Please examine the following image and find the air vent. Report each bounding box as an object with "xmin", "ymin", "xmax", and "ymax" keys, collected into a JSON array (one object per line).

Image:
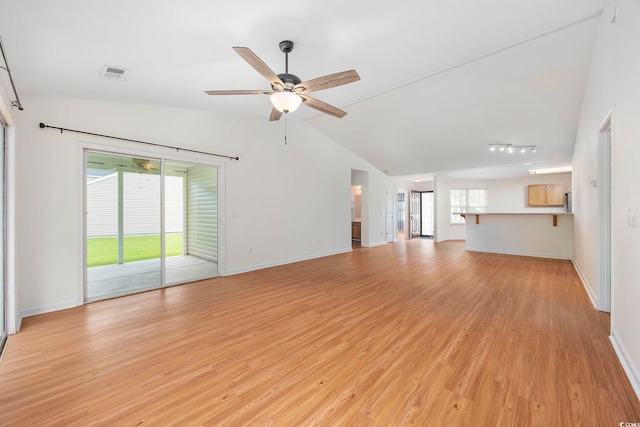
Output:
[{"xmin": 100, "ymin": 65, "xmax": 129, "ymax": 80}]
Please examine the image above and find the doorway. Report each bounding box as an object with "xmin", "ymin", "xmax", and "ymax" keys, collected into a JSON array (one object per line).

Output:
[
  {"xmin": 351, "ymin": 170, "xmax": 367, "ymax": 246},
  {"xmin": 84, "ymin": 151, "xmax": 219, "ymax": 302},
  {"xmin": 420, "ymin": 191, "xmax": 434, "ymax": 237},
  {"xmin": 597, "ymin": 112, "xmax": 612, "ymax": 313},
  {"xmin": 408, "ymin": 190, "xmax": 434, "ymax": 238}
]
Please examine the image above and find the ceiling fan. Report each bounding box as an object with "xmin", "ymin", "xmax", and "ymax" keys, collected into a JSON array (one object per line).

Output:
[{"xmin": 205, "ymin": 40, "xmax": 360, "ymax": 121}]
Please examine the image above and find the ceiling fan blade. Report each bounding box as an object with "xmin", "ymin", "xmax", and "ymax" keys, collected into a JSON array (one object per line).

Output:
[
  {"xmin": 232, "ymin": 47, "xmax": 284, "ymax": 89},
  {"xmin": 205, "ymin": 90, "xmax": 271, "ymax": 95},
  {"xmin": 294, "ymin": 70, "xmax": 360, "ymax": 94},
  {"xmin": 269, "ymin": 107, "xmax": 283, "ymax": 122},
  {"xmin": 300, "ymin": 95, "xmax": 347, "ymax": 118}
]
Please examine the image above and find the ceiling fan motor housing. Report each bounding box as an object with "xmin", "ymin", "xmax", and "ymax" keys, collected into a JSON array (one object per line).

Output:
[{"xmin": 276, "ymin": 73, "xmax": 302, "ymax": 90}]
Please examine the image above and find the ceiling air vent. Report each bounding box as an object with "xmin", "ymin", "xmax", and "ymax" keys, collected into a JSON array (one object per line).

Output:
[{"xmin": 100, "ymin": 65, "xmax": 129, "ymax": 80}]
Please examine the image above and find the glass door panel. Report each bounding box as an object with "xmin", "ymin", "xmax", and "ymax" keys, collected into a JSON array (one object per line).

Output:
[
  {"xmin": 164, "ymin": 162, "xmax": 218, "ymax": 286},
  {"xmin": 85, "ymin": 152, "xmax": 162, "ymax": 301},
  {"xmin": 421, "ymin": 192, "xmax": 434, "ymax": 237},
  {"xmin": 409, "ymin": 190, "xmax": 421, "ymax": 238}
]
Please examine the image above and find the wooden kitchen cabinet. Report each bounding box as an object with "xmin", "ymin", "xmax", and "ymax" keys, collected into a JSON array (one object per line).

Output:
[
  {"xmin": 527, "ymin": 184, "xmax": 565, "ymax": 206},
  {"xmin": 528, "ymin": 185, "xmax": 546, "ymax": 206},
  {"xmin": 351, "ymin": 222, "xmax": 362, "ymax": 240}
]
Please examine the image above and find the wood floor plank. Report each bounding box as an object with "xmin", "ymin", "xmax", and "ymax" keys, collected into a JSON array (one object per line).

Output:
[{"xmin": 1, "ymin": 239, "xmax": 639, "ymax": 425}]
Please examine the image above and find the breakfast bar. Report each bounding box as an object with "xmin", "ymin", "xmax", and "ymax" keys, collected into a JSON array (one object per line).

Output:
[{"xmin": 460, "ymin": 213, "xmax": 574, "ymax": 259}]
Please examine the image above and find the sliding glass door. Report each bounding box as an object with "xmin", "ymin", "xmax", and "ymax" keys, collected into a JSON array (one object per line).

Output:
[{"xmin": 85, "ymin": 151, "xmax": 219, "ymax": 302}]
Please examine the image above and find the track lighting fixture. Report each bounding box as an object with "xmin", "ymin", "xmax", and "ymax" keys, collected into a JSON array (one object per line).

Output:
[{"xmin": 488, "ymin": 143, "xmax": 536, "ymax": 153}]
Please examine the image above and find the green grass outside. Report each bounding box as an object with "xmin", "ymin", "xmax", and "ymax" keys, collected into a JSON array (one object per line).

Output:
[{"xmin": 87, "ymin": 233, "xmax": 183, "ymax": 267}]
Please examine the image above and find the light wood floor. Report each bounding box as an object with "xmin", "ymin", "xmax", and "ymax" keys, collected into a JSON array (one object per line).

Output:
[{"xmin": 1, "ymin": 240, "xmax": 639, "ymax": 425}]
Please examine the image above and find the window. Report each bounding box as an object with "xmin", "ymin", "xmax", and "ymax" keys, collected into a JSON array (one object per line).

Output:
[{"xmin": 450, "ymin": 188, "xmax": 488, "ymax": 223}]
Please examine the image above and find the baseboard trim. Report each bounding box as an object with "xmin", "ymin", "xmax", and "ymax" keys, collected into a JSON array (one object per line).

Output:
[
  {"xmin": 224, "ymin": 247, "xmax": 353, "ymax": 276},
  {"xmin": 610, "ymin": 330, "xmax": 640, "ymax": 401},
  {"xmin": 19, "ymin": 300, "xmax": 78, "ymax": 322},
  {"xmin": 464, "ymin": 247, "xmax": 571, "ymax": 260},
  {"xmin": 363, "ymin": 241, "xmax": 387, "ymax": 248},
  {"xmin": 571, "ymin": 259, "xmax": 598, "ymax": 309}
]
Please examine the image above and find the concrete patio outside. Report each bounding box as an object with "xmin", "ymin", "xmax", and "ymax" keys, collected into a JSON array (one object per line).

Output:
[{"xmin": 86, "ymin": 255, "xmax": 218, "ymax": 301}]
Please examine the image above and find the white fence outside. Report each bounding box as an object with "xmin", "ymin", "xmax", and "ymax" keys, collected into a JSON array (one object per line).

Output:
[{"xmin": 86, "ymin": 173, "xmax": 184, "ymax": 237}]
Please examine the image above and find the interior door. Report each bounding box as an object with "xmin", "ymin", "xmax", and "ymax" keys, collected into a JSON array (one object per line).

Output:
[{"xmin": 409, "ymin": 190, "xmax": 421, "ymax": 238}]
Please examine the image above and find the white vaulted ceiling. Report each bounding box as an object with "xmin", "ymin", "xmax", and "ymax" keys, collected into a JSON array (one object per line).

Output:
[{"xmin": 0, "ymin": 0, "xmax": 603, "ymax": 178}]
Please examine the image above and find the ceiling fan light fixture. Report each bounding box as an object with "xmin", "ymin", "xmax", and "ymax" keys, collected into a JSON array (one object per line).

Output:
[{"xmin": 270, "ymin": 90, "xmax": 302, "ymax": 113}]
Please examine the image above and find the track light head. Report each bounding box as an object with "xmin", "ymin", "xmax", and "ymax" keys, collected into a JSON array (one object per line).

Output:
[{"xmin": 488, "ymin": 143, "xmax": 536, "ymax": 155}]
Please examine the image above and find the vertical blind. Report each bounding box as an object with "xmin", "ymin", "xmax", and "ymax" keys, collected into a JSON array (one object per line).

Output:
[{"xmin": 186, "ymin": 166, "xmax": 218, "ymax": 262}]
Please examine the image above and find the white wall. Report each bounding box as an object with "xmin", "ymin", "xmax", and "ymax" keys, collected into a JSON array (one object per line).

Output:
[
  {"xmin": 10, "ymin": 95, "xmax": 389, "ymax": 318},
  {"xmin": 573, "ymin": 0, "xmax": 640, "ymax": 398},
  {"xmin": 435, "ymin": 173, "xmax": 571, "ymax": 242},
  {"xmin": 485, "ymin": 173, "xmax": 571, "ymax": 213}
]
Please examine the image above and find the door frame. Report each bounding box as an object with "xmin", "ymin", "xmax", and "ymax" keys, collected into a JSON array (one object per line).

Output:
[
  {"xmin": 0, "ymin": 111, "xmax": 16, "ymax": 339},
  {"xmin": 597, "ymin": 109, "xmax": 613, "ymax": 313},
  {"xmin": 78, "ymin": 141, "xmax": 226, "ymax": 305},
  {"xmin": 0, "ymin": 120, "xmax": 6, "ymax": 352}
]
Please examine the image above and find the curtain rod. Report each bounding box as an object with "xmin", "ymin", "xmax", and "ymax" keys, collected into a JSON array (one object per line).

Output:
[
  {"xmin": 0, "ymin": 35, "xmax": 24, "ymax": 111},
  {"xmin": 39, "ymin": 123, "xmax": 239, "ymax": 161}
]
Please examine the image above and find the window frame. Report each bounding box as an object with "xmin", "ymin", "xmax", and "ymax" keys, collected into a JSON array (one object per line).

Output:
[{"xmin": 450, "ymin": 188, "xmax": 488, "ymax": 224}]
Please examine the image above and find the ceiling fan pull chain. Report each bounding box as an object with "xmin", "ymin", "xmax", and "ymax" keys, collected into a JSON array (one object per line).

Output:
[{"xmin": 284, "ymin": 114, "xmax": 288, "ymax": 145}]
